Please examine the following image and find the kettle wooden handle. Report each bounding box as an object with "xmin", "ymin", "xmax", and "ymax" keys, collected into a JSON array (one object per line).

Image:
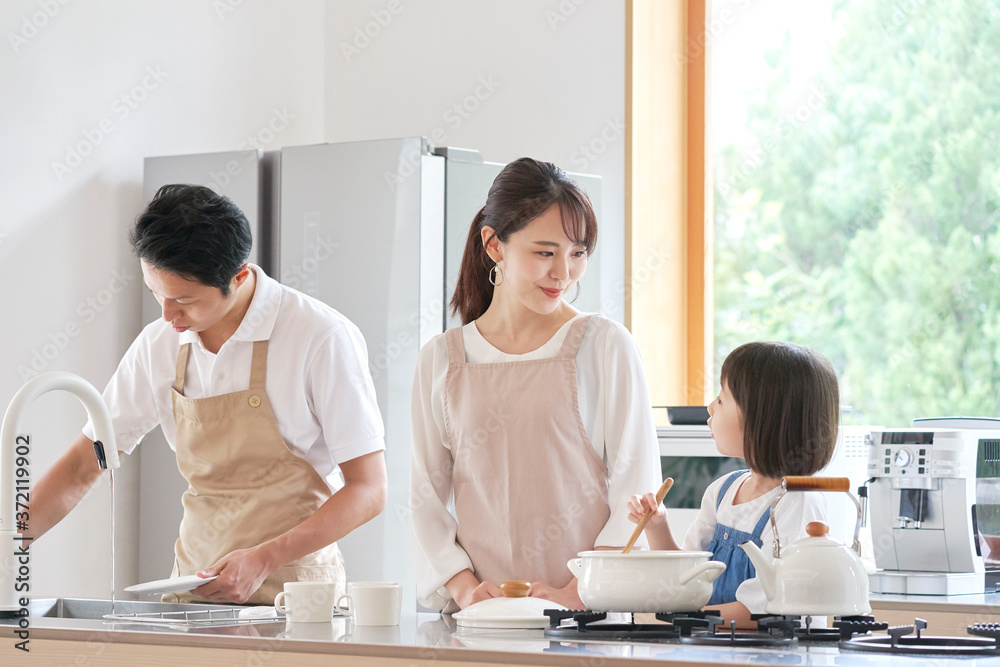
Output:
[{"xmin": 783, "ymin": 476, "xmax": 850, "ymax": 492}]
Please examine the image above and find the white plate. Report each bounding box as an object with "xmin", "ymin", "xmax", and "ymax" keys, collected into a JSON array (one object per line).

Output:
[{"xmin": 124, "ymin": 574, "xmax": 218, "ymax": 595}]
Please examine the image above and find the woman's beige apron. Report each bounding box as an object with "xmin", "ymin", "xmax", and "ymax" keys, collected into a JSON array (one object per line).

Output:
[
  {"xmin": 163, "ymin": 339, "xmax": 345, "ymax": 604},
  {"xmin": 443, "ymin": 314, "xmax": 611, "ymax": 589}
]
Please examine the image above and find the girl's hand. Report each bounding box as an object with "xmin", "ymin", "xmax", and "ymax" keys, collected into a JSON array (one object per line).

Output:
[{"xmin": 626, "ymin": 492, "xmax": 665, "ymax": 524}]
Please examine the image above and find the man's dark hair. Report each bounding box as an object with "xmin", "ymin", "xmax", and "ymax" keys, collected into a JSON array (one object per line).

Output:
[{"xmin": 131, "ymin": 184, "xmax": 251, "ymax": 297}]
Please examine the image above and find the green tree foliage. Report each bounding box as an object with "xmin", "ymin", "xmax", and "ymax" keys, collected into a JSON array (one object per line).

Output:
[{"xmin": 714, "ymin": 0, "xmax": 1000, "ymax": 425}]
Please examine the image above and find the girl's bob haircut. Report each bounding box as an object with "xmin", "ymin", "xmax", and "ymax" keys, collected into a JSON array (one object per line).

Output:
[{"xmin": 721, "ymin": 341, "xmax": 840, "ymax": 478}]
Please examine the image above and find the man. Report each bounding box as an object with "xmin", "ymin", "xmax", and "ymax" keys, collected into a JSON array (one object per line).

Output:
[{"xmin": 29, "ymin": 184, "xmax": 387, "ymax": 604}]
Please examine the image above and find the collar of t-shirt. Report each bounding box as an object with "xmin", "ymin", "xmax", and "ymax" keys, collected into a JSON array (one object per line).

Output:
[
  {"xmin": 721, "ymin": 472, "xmax": 785, "ymax": 521},
  {"xmin": 177, "ymin": 264, "xmax": 282, "ymax": 353},
  {"xmin": 462, "ymin": 313, "xmax": 586, "ymax": 363}
]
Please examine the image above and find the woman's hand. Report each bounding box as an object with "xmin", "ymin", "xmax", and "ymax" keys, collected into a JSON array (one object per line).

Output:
[
  {"xmin": 445, "ymin": 569, "xmax": 502, "ymax": 609},
  {"xmin": 458, "ymin": 580, "xmax": 503, "ymax": 609},
  {"xmin": 529, "ymin": 579, "xmax": 585, "ymax": 610},
  {"xmin": 626, "ymin": 491, "xmax": 666, "ymax": 525}
]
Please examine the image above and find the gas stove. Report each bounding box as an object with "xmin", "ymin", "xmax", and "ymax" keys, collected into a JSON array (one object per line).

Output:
[{"xmin": 542, "ymin": 609, "xmax": 1000, "ymax": 656}]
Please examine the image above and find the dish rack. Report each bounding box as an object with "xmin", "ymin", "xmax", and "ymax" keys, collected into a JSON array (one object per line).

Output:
[{"xmin": 103, "ymin": 607, "xmax": 281, "ymax": 628}]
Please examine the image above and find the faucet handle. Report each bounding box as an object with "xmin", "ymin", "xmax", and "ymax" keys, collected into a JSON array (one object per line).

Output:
[{"xmin": 93, "ymin": 440, "xmax": 108, "ymax": 470}]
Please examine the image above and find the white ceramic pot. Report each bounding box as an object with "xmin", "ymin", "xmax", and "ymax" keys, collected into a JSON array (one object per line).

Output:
[{"xmin": 568, "ymin": 551, "xmax": 726, "ymax": 613}]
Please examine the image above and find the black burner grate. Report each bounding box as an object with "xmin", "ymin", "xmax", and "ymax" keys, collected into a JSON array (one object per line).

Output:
[
  {"xmin": 543, "ymin": 609, "xmax": 720, "ymax": 642},
  {"xmin": 840, "ymin": 618, "xmax": 1000, "ymax": 655},
  {"xmin": 751, "ymin": 614, "xmax": 889, "ymax": 641}
]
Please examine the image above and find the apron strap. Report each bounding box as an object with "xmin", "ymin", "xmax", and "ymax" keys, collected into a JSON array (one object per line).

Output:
[
  {"xmin": 556, "ymin": 314, "xmax": 597, "ymax": 358},
  {"xmin": 751, "ymin": 506, "xmax": 772, "ymax": 538},
  {"xmin": 249, "ymin": 340, "xmax": 269, "ymax": 389},
  {"xmin": 716, "ymin": 469, "xmax": 749, "ymax": 510},
  {"xmin": 445, "ymin": 326, "xmax": 467, "ymax": 366},
  {"xmin": 174, "ymin": 343, "xmax": 191, "ymax": 394}
]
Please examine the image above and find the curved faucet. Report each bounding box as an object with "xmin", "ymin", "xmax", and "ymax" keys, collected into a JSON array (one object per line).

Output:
[{"xmin": 1, "ymin": 372, "xmax": 120, "ymax": 616}]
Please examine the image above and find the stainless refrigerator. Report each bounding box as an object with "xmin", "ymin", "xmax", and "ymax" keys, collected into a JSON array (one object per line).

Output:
[{"xmin": 140, "ymin": 138, "xmax": 616, "ymax": 606}]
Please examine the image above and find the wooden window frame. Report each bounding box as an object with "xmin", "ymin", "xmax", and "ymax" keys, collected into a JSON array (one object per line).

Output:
[{"xmin": 626, "ymin": 0, "xmax": 710, "ymax": 409}]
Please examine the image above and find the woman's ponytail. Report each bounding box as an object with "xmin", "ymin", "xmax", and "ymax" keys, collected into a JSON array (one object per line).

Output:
[{"xmin": 450, "ymin": 207, "xmax": 494, "ymax": 324}]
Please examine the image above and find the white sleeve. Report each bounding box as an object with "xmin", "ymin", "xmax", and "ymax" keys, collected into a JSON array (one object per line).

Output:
[
  {"xmin": 409, "ymin": 336, "xmax": 474, "ymax": 611},
  {"xmin": 682, "ymin": 480, "xmax": 721, "ymax": 551},
  {"xmin": 735, "ymin": 492, "xmax": 828, "ymax": 614},
  {"xmin": 306, "ymin": 321, "xmax": 386, "ymax": 463},
  {"xmin": 591, "ymin": 321, "xmax": 662, "ymax": 549},
  {"xmin": 82, "ymin": 331, "xmax": 160, "ymax": 454}
]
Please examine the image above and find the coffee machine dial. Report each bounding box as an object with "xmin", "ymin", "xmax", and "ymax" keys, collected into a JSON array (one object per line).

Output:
[{"xmin": 893, "ymin": 448, "xmax": 913, "ymax": 467}]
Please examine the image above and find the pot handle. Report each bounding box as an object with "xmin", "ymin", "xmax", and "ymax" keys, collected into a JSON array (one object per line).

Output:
[
  {"xmin": 677, "ymin": 560, "xmax": 726, "ymax": 586},
  {"xmin": 567, "ymin": 558, "xmax": 583, "ymax": 580}
]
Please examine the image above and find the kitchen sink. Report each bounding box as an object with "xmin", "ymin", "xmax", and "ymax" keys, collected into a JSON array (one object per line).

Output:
[
  {"xmin": 30, "ymin": 598, "xmax": 236, "ymax": 620},
  {"xmin": 22, "ymin": 598, "xmax": 283, "ymax": 630}
]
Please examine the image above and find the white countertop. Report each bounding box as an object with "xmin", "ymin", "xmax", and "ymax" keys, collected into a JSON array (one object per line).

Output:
[{"xmin": 6, "ymin": 602, "xmax": 1000, "ymax": 666}]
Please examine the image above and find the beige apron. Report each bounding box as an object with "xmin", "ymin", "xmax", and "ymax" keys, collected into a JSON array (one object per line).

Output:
[
  {"xmin": 163, "ymin": 339, "xmax": 345, "ymax": 604},
  {"xmin": 444, "ymin": 314, "xmax": 611, "ymax": 589}
]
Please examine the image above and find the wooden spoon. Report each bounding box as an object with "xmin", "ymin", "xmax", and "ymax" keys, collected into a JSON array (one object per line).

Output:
[{"xmin": 621, "ymin": 477, "xmax": 674, "ymax": 554}]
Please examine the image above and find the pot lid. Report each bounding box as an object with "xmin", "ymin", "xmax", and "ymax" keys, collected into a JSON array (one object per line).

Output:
[{"xmin": 452, "ymin": 581, "xmax": 567, "ymax": 629}]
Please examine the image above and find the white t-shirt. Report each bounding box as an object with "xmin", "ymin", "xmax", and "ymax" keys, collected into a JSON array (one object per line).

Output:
[
  {"xmin": 83, "ymin": 264, "xmax": 386, "ymax": 490},
  {"xmin": 682, "ymin": 471, "xmax": 827, "ymax": 613},
  {"xmin": 410, "ymin": 313, "xmax": 662, "ymax": 610}
]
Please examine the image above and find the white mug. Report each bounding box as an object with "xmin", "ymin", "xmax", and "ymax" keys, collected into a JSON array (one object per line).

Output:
[
  {"xmin": 273, "ymin": 581, "xmax": 337, "ymax": 623},
  {"xmin": 335, "ymin": 581, "xmax": 402, "ymax": 626}
]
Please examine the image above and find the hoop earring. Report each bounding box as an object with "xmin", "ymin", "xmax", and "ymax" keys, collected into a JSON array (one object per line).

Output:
[
  {"xmin": 489, "ymin": 264, "xmax": 504, "ymax": 287},
  {"xmin": 571, "ymin": 281, "xmax": 581, "ymax": 303}
]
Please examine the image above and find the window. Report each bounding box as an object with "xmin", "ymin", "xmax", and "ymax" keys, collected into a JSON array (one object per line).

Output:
[{"xmin": 710, "ymin": 0, "xmax": 1000, "ymax": 424}]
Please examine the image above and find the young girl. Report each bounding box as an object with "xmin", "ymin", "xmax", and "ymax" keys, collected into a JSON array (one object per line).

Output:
[
  {"xmin": 628, "ymin": 341, "xmax": 839, "ymax": 626},
  {"xmin": 411, "ymin": 158, "xmax": 661, "ymax": 612}
]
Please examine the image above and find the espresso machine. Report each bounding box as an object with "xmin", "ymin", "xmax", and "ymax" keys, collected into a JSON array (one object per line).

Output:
[{"xmin": 865, "ymin": 427, "xmax": 1000, "ymax": 595}]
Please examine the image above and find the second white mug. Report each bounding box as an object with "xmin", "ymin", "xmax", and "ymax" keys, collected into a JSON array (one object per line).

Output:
[{"xmin": 335, "ymin": 581, "xmax": 402, "ymax": 626}]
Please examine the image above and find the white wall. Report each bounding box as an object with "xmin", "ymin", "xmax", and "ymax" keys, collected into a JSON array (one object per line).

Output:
[
  {"xmin": 324, "ymin": 1, "xmax": 625, "ymax": 258},
  {"xmin": 0, "ymin": 0, "xmax": 326, "ymax": 599}
]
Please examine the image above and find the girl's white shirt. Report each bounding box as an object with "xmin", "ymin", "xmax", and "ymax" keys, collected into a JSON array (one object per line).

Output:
[
  {"xmin": 410, "ymin": 312, "xmax": 662, "ymax": 610},
  {"xmin": 682, "ymin": 471, "xmax": 827, "ymax": 613}
]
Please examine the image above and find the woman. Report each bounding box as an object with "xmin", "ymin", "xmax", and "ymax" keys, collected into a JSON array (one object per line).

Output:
[{"xmin": 410, "ymin": 157, "xmax": 661, "ymax": 611}]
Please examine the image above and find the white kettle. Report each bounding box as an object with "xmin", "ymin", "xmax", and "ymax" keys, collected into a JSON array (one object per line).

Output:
[{"xmin": 739, "ymin": 476, "xmax": 871, "ymax": 617}]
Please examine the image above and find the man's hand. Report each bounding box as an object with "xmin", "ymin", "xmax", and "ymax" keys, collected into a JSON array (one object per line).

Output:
[
  {"xmin": 193, "ymin": 545, "xmax": 276, "ymax": 604},
  {"xmin": 191, "ymin": 451, "xmax": 387, "ymax": 603},
  {"xmin": 529, "ymin": 579, "xmax": 584, "ymax": 610}
]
